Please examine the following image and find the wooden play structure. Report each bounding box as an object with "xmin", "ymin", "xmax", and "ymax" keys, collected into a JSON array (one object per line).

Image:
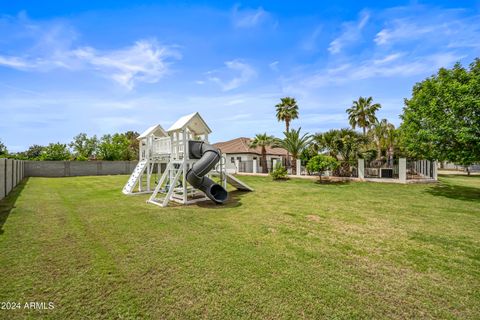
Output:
[{"xmin": 122, "ymin": 112, "xmax": 253, "ymax": 207}]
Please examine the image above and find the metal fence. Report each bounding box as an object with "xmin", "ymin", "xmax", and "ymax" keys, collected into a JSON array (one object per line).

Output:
[{"xmin": 407, "ymin": 160, "xmax": 435, "ymax": 179}]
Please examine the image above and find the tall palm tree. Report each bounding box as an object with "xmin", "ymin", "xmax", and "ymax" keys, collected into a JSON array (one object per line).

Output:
[
  {"xmin": 276, "ymin": 128, "xmax": 312, "ymax": 175},
  {"xmin": 372, "ymin": 119, "xmax": 397, "ymax": 165},
  {"xmin": 275, "ymin": 97, "xmax": 299, "ymax": 168},
  {"xmin": 250, "ymin": 133, "xmax": 276, "ymax": 173},
  {"xmin": 275, "ymin": 97, "xmax": 299, "ymax": 133},
  {"xmin": 346, "ymin": 96, "xmax": 381, "ymax": 135}
]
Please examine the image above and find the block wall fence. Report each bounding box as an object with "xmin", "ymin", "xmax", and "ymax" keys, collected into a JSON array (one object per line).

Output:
[
  {"xmin": 0, "ymin": 160, "xmax": 138, "ymax": 201},
  {"xmin": 0, "ymin": 159, "xmax": 25, "ymax": 201}
]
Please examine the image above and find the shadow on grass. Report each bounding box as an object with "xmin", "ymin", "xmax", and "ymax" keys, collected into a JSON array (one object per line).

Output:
[
  {"xmin": 425, "ymin": 180, "xmax": 480, "ymax": 203},
  {"xmin": 0, "ymin": 179, "xmax": 27, "ymax": 235},
  {"xmin": 196, "ymin": 190, "xmax": 248, "ymax": 209}
]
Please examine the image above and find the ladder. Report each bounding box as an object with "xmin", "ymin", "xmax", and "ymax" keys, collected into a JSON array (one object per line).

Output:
[{"xmin": 122, "ymin": 159, "xmax": 148, "ymax": 194}]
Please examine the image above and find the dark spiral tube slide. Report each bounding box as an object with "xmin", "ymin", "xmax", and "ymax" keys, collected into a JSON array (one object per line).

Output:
[{"xmin": 186, "ymin": 141, "xmax": 228, "ymax": 204}]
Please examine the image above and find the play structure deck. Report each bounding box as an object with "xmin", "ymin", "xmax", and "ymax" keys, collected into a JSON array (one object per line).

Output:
[{"xmin": 123, "ymin": 112, "xmax": 253, "ymax": 207}]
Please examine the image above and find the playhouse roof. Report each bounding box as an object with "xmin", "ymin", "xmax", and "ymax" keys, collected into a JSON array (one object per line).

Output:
[
  {"xmin": 167, "ymin": 112, "xmax": 212, "ymax": 135},
  {"xmin": 137, "ymin": 124, "xmax": 168, "ymax": 140}
]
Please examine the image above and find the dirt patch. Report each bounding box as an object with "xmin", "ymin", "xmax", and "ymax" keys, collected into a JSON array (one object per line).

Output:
[{"xmin": 306, "ymin": 215, "xmax": 321, "ymax": 222}]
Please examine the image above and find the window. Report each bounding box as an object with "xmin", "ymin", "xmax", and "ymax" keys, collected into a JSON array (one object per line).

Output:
[
  {"xmin": 230, "ymin": 157, "xmax": 235, "ymax": 163},
  {"xmin": 237, "ymin": 157, "xmax": 242, "ymax": 162}
]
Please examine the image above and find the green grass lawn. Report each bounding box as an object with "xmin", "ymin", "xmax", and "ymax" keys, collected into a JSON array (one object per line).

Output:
[{"xmin": 0, "ymin": 174, "xmax": 479, "ymax": 319}]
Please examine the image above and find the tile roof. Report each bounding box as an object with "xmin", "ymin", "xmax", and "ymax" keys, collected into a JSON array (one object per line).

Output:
[{"xmin": 213, "ymin": 137, "xmax": 288, "ymax": 156}]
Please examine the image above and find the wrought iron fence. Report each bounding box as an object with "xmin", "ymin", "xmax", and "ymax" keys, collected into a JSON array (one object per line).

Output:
[{"xmin": 407, "ymin": 160, "xmax": 434, "ymax": 179}]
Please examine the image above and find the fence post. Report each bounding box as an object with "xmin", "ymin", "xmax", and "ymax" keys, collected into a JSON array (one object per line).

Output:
[
  {"xmin": 272, "ymin": 159, "xmax": 278, "ymax": 172},
  {"xmin": 399, "ymin": 158, "xmax": 407, "ymax": 183},
  {"xmin": 0, "ymin": 159, "xmax": 5, "ymax": 200},
  {"xmin": 358, "ymin": 159, "xmax": 365, "ymax": 180},
  {"xmin": 433, "ymin": 160, "xmax": 438, "ymax": 180},
  {"xmin": 296, "ymin": 159, "xmax": 301, "ymax": 176},
  {"xmin": 252, "ymin": 159, "xmax": 257, "ymax": 174}
]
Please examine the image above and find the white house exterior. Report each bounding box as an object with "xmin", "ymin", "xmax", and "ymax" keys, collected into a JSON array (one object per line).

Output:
[{"xmin": 213, "ymin": 137, "xmax": 288, "ymax": 173}]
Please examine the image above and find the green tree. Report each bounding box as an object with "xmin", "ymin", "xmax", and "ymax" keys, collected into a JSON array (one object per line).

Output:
[
  {"xmin": 306, "ymin": 155, "xmax": 339, "ymax": 182},
  {"xmin": 313, "ymin": 129, "xmax": 369, "ymax": 176},
  {"xmin": 400, "ymin": 59, "xmax": 480, "ymax": 174},
  {"xmin": 40, "ymin": 143, "xmax": 71, "ymax": 161},
  {"xmin": 275, "ymin": 97, "xmax": 299, "ymax": 132},
  {"xmin": 97, "ymin": 133, "xmax": 131, "ymax": 161},
  {"xmin": 371, "ymin": 119, "xmax": 397, "ymax": 165},
  {"xmin": 249, "ymin": 133, "xmax": 276, "ymax": 173},
  {"xmin": 0, "ymin": 139, "xmax": 7, "ymax": 157},
  {"xmin": 124, "ymin": 131, "xmax": 140, "ymax": 160},
  {"xmin": 21, "ymin": 144, "xmax": 45, "ymax": 160},
  {"xmin": 69, "ymin": 133, "xmax": 98, "ymax": 160},
  {"xmin": 276, "ymin": 127, "xmax": 312, "ymax": 175},
  {"xmin": 314, "ymin": 129, "xmax": 368, "ymax": 162},
  {"xmin": 346, "ymin": 96, "xmax": 381, "ymax": 135}
]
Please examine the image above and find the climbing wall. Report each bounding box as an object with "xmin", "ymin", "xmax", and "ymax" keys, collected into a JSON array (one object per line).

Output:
[{"xmin": 122, "ymin": 160, "xmax": 148, "ymax": 194}]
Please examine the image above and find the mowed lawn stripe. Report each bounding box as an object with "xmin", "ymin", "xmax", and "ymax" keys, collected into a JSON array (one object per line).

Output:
[{"xmin": 0, "ymin": 174, "xmax": 479, "ymax": 319}]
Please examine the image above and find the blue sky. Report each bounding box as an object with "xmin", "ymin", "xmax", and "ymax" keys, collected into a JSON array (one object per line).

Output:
[{"xmin": 1, "ymin": 0, "xmax": 479, "ymax": 151}]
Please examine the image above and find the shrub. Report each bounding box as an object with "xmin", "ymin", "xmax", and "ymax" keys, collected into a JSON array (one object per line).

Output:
[
  {"xmin": 306, "ymin": 155, "xmax": 339, "ymax": 182},
  {"xmin": 270, "ymin": 163, "xmax": 288, "ymax": 180}
]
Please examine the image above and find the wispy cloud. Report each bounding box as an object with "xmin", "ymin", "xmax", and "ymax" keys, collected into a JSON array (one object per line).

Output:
[
  {"xmin": 0, "ymin": 14, "xmax": 180, "ymax": 90},
  {"xmin": 302, "ymin": 25, "xmax": 323, "ymax": 52},
  {"xmin": 72, "ymin": 40, "xmax": 180, "ymax": 90},
  {"xmin": 0, "ymin": 56, "xmax": 31, "ymax": 69},
  {"xmin": 232, "ymin": 5, "xmax": 273, "ymax": 28},
  {"xmin": 207, "ymin": 59, "xmax": 256, "ymax": 91},
  {"xmin": 269, "ymin": 61, "xmax": 279, "ymax": 71},
  {"xmin": 297, "ymin": 52, "xmax": 462, "ymax": 88},
  {"xmin": 374, "ymin": 7, "xmax": 480, "ymax": 49},
  {"xmin": 329, "ymin": 10, "xmax": 370, "ymax": 54}
]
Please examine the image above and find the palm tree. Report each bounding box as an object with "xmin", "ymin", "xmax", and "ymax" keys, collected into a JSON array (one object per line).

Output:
[
  {"xmin": 313, "ymin": 128, "xmax": 368, "ymax": 176},
  {"xmin": 371, "ymin": 119, "xmax": 396, "ymax": 165},
  {"xmin": 250, "ymin": 133, "xmax": 276, "ymax": 173},
  {"xmin": 275, "ymin": 97, "xmax": 299, "ymax": 133},
  {"xmin": 346, "ymin": 96, "xmax": 381, "ymax": 135},
  {"xmin": 276, "ymin": 128, "xmax": 312, "ymax": 175}
]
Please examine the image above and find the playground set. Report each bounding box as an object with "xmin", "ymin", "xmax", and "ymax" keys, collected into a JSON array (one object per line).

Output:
[{"xmin": 122, "ymin": 112, "xmax": 253, "ymax": 207}]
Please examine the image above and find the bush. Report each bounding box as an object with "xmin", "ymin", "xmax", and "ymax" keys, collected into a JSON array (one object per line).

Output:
[
  {"xmin": 270, "ymin": 163, "xmax": 288, "ymax": 180},
  {"xmin": 306, "ymin": 155, "xmax": 339, "ymax": 182}
]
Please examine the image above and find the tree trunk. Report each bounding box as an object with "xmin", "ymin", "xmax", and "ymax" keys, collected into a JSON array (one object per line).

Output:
[
  {"xmin": 363, "ymin": 126, "xmax": 366, "ymax": 135},
  {"xmin": 262, "ymin": 147, "xmax": 268, "ymax": 173},
  {"xmin": 292, "ymin": 156, "xmax": 297, "ymax": 175},
  {"xmin": 286, "ymin": 120, "xmax": 290, "ymax": 170}
]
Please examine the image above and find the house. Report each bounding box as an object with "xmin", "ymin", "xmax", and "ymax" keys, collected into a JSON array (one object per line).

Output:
[{"xmin": 213, "ymin": 137, "xmax": 289, "ymax": 172}]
